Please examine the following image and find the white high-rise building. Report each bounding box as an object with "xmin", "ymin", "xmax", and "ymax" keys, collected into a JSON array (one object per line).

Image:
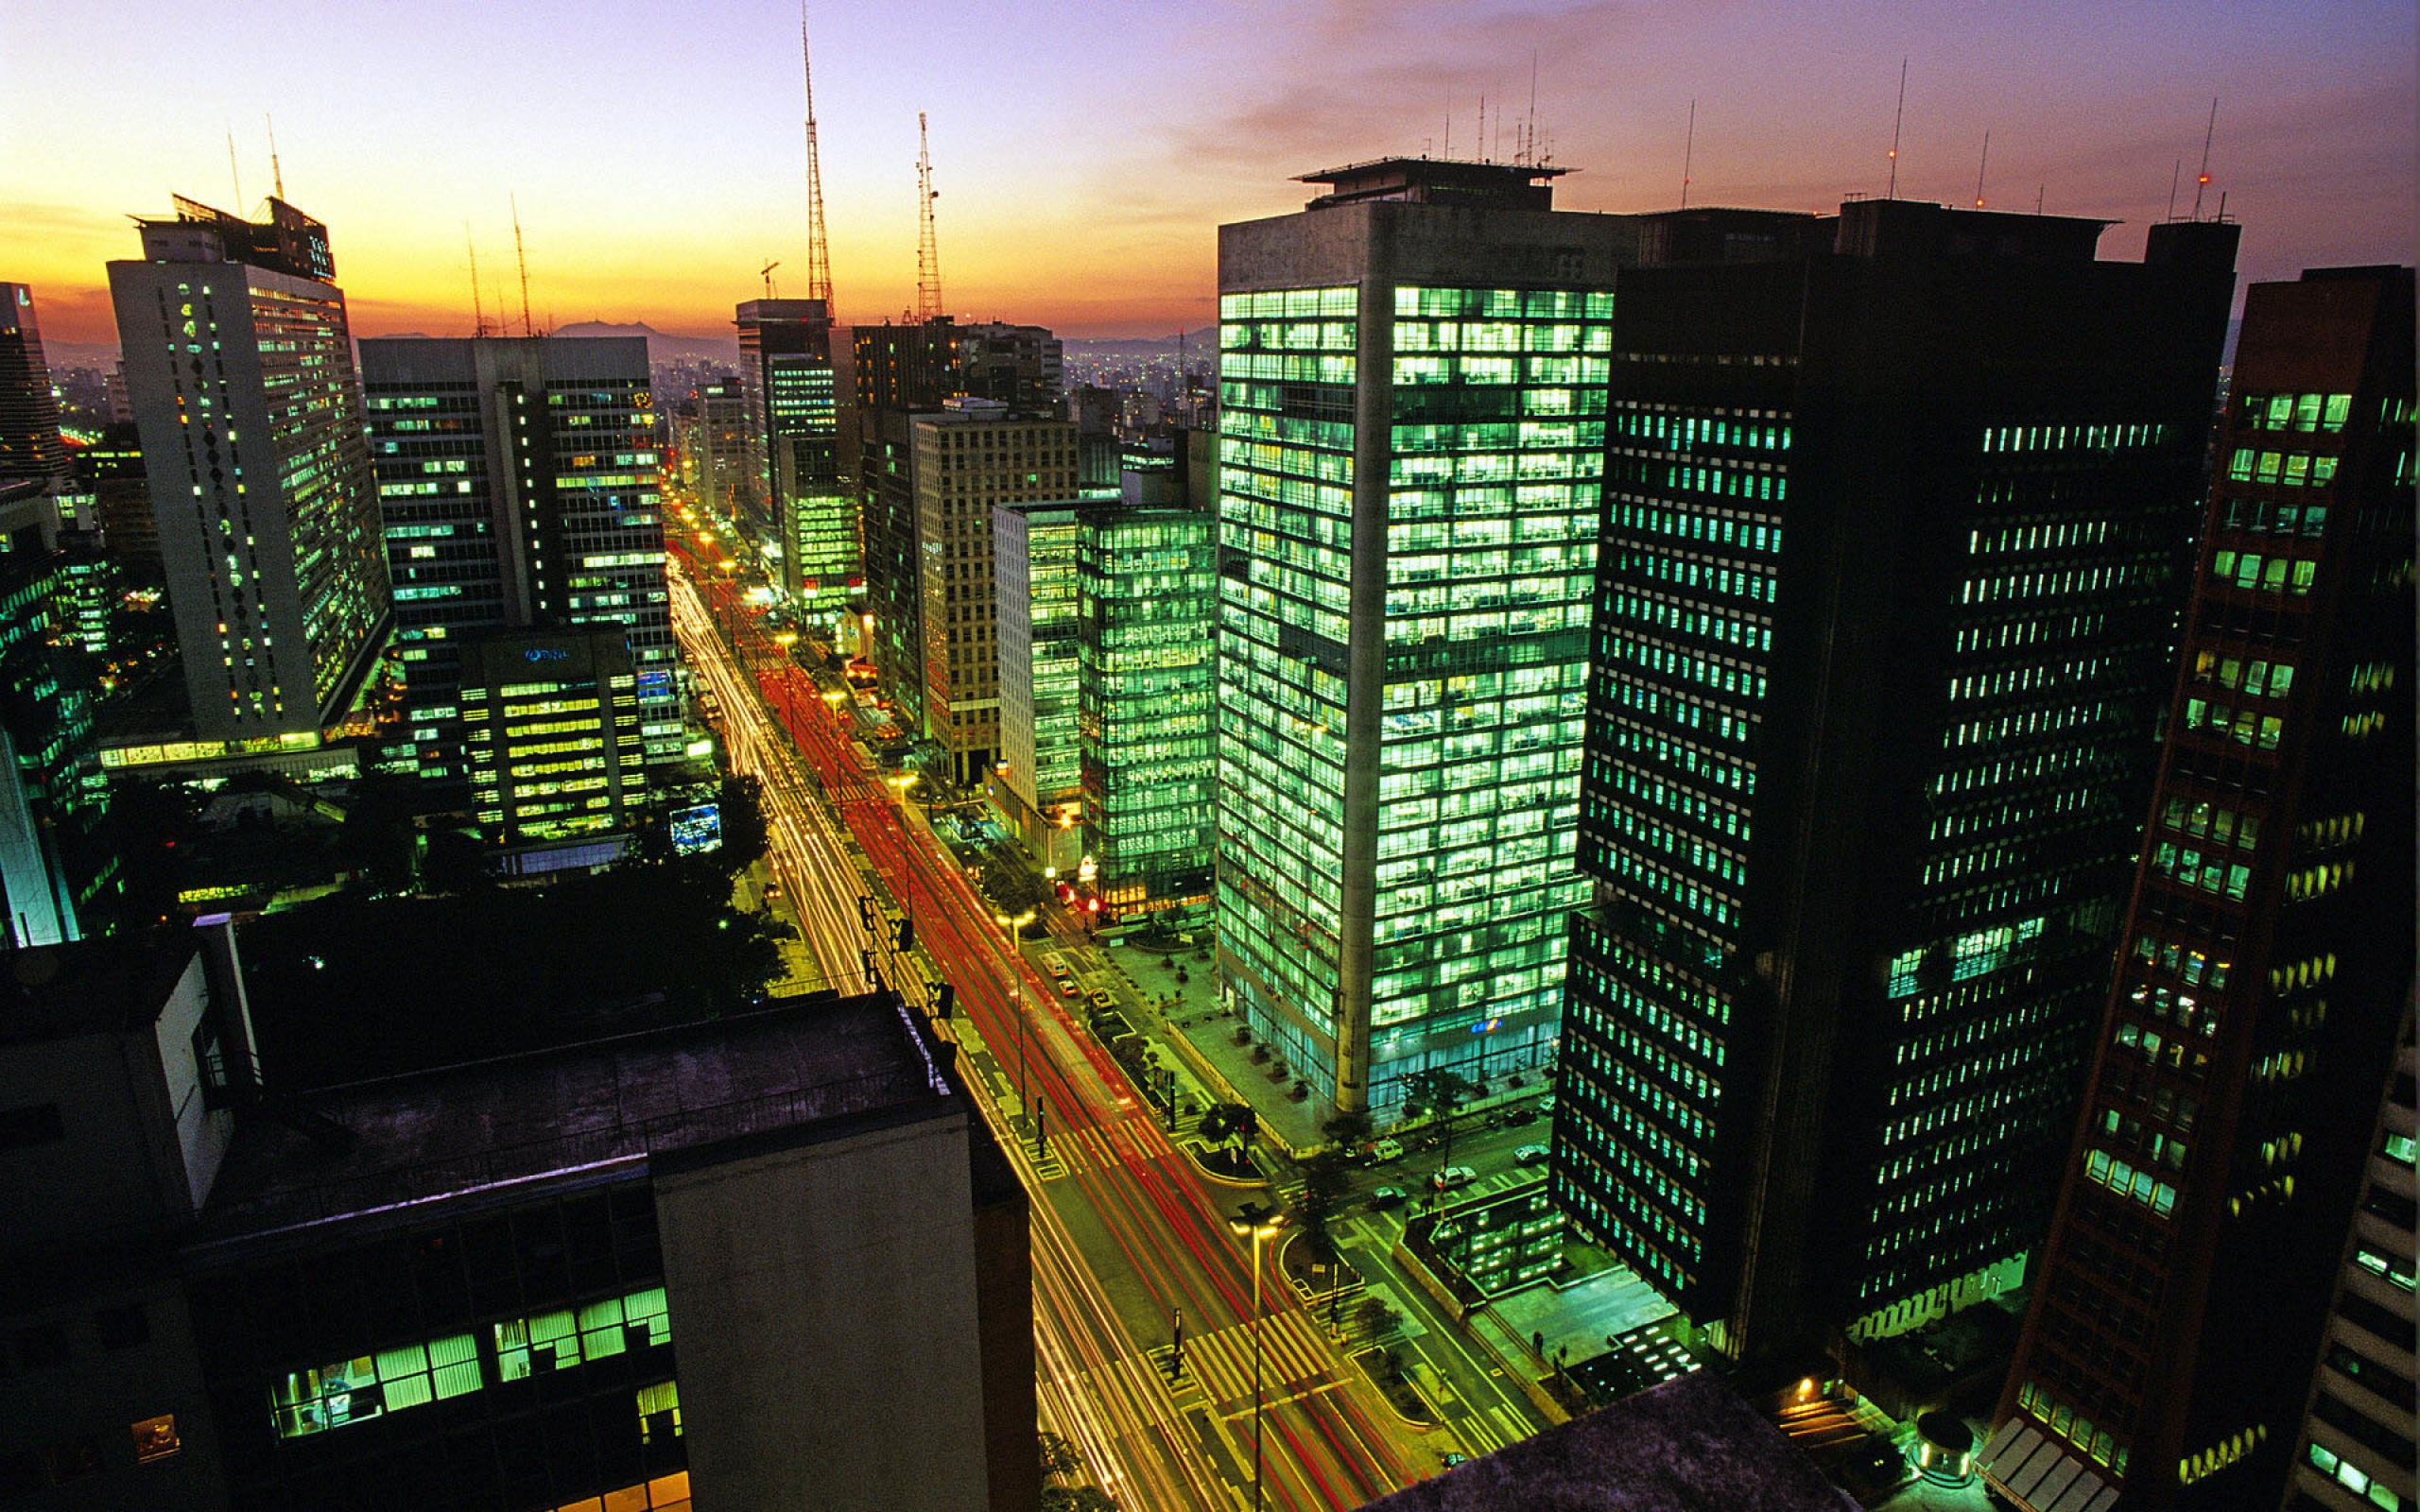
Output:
[{"xmin": 109, "ymin": 196, "xmax": 389, "ymax": 742}]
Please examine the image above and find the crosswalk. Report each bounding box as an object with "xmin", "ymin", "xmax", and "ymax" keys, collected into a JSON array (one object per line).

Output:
[
  {"xmin": 1150, "ymin": 1309, "xmax": 1347, "ymax": 1414},
  {"xmin": 1034, "ymin": 1118, "xmax": 1180, "ymax": 1182}
]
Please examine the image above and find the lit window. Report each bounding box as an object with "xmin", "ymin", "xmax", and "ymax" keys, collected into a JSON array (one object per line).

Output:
[{"xmin": 131, "ymin": 1413, "xmax": 181, "ymax": 1463}]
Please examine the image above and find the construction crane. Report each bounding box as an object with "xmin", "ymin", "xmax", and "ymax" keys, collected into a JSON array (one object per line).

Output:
[
  {"xmin": 761, "ymin": 259, "xmax": 783, "ymax": 299},
  {"xmin": 510, "ymin": 193, "xmax": 534, "ymax": 336},
  {"xmin": 800, "ymin": 2, "xmax": 836, "ymax": 315},
  {"xmin": 915, "ymin": 112, "xmax": 943, "ymax": 323}
]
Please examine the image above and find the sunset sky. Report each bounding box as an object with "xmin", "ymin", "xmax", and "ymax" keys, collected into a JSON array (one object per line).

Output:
[{"xmin": 7, "ymin": 0, "xmax": 2413, "ymax": 351}]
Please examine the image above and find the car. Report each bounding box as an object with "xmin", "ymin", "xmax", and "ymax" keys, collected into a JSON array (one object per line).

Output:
[
  {"xmin": 1441, "ymin": 1452, "xmax": 1470, "ymax": 1469},
  {"xmin": 1087, "ymin": 989, "xmax": 1115, "ymax": 1011},
  {"xmin": 1496, "ymin": 1103, "xmax": 1540, "ymax": 1128},
  {"xmin": 1367, "ymin": 1137, "xmax": 1404, "ymax": 1163},
  {"xmin": 1371, "ymin": 1186, "xmax": 1407, "ymax": 1211},
  {"xmin": 1538, "ymin": 1093, "xmax": 1556, "ymax": 1116},
  {"xmin": 1056, "ymin": 979, "xmax": 1079, "ymax": 997},
  {"xmin": 763, "ymin": 884, "xmax": 783, "ymax": 901},
  {"xmin": 1429, "ymin": 1165, "xmax": 1478, "ymax": 1192},
  {"xmin": 1047, "ymin": 958, "xmax": 1072, "ymax": 980},
  {"xmin": 1513, "ymin": 1143, "xmax": 1549, "ymax": 1166}
]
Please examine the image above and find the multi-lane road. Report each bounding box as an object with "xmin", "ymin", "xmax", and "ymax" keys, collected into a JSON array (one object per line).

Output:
[{"xmin": 667, "ymin": 540, "xmax": 1431, "ymax": 1510}]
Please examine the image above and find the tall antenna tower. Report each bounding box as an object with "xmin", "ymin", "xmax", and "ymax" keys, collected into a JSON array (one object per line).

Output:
[
  {"xmin": 914, "ymin": 112, "xmax": 943, "ymax": 322},
  {"xmin": 800, "ymin": 1, "xmax": 836, "ymax": 314},
  {"xmin": 510, "ymin": 193, "xmax": 534, "ymax": 336},
  {"xmin": 1680, "ymin": 98, "xmax": 1696, "ymax": 208},
  {"xmin": 466, "ymin": 224, "xmax": 490, "ymax": 338},
  {"xmin": 1886, "ymin": 58, "xmax": 1908, "ymax": 199},
  {"xmin": 266, "ymin": 113, "xmax": 285, "ymax": 200},
  {"xmin": 2190, "ymin": 97, "xmax": 2218, "ymax": 219}
]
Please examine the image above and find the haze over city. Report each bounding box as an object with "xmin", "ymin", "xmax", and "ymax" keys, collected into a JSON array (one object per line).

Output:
[{"xmin": 7, "ymin": 0, "xmax": 2414, "ymax": 346}]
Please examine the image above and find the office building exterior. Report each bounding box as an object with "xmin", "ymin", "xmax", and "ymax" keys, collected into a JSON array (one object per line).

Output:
[
  {"xmin": 2281, "ymin": 1009, "xmax": 2415, "ymax": 1512},
  {"xmin": 108, "ymin": 197, "xmax": 389, "ymax": 744},
  {"xmin": 993, "ymin": 500, "xmax": 1085, "ymax": 850},
  {"xmin": 0, "ymin": 486, "xmax": 117, "ymax": 945},
  {"xmin": 68, "ymin": 421, "xmax": 158, "ymax": 582},
  {"xmin": 911, "ymin": 400, "xmax": 1076, "ymax": 783},
  {"xmin": 1984, "ymin": 265, "xmax": 2413, "ymax": 1511},
  {"xmin": 1548, "ymin": 201, "xmax": 2244, "ymax": 1366},
  {"xmin": 686, "ymin": 377, "xmax": 756, "ymax": 526},
  {"xmin": 458, "ymin": 627, "xmax": 648, "ymax": 851},
  {"xmin": 0, "ymin": 284, "xmax": 69, "ymax": 488},
  {"xmin": 1079, "ymin": 469, "xmax": 1216, "ymax": 916},
  {"xmin": 1214, "ymin": 158, "xmax": 1626, "ymax": 1116},
  {"xmin": 854, "ymin": 319, "xmax": 1063, "ymax": 733},
  {"xmin": 357, "ymin": 335, "xmax": 676, "ymax": 788},
  {"xmin": 735, "ymin": 301, "xmax": 857, "ymax": 624},
  {"xmin": 0, "ymin": 932, "xmax": 1037, "ymax": 1512}
]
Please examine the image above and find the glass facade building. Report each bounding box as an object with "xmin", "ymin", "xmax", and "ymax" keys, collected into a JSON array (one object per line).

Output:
[
  {"xmin": 1080, "ymin": 500, "xmax": 1215, "ymax": 913},
  {"xmin": 458, "ymin": 627, "xmax": 648, "ymax": 847},
  {"xmin": 992, "ymin": 502, "xmax": 1084, "ymax": 843},
  {"xmin": 736, "ymin": 301, "xmax": 857, "ymax": 627},
  {"xmin": 1550, "ymin": 203, "xmax": 2244, "ymax": 1365},
  {"xmin": 1214, "ymin": 160, "xmax": 1634, "ymax": 1117}
]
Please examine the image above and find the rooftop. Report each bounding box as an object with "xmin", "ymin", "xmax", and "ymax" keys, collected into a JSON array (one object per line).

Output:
[
  {"xmin": 193, "ymin": 990, "xmax": 956, "ymax": 1247},
  {"xmin": 1297, "ymin": 156, "xmax": 1573, "ymax": 213},
  {"xmin": 0, "ymin": 931, "xmax": 201, "ymax": 1046},
  {"xmin": 1354, "ymin": 1371, "xmax": 1858, "ymax": 1512}
]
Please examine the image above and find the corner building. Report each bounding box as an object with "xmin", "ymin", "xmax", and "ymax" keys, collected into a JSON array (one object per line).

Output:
[
  {"xmin": 1549, "ymin": 202, "xmax": 2241, "ymax": 1363},
  {"xmin": 1985, "ymin": 264, "xmax": 2413, "ymax": 1512},
  {"xmin": 1215, "ymin": 159, "xmax": 1624, "ymax": 1116}
]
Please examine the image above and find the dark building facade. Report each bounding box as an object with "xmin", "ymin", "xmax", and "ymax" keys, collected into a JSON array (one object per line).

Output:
[
  {"xmin": 1983, "ymin": 264, "xmax": 2414, "ymax": 1512},
  {"xmin": 0, "ymin": 932, "xmax": 1037, "ymax": 1512},
  {"xmin": 734, "ymin": 300, "xmax": 857, "ymax": 625},
  {"xmin": 1549, "ymin": 201, "xmax": 2242, "ymax": 1364},
  {"xmin": 357, "ymin": 335, "xmax": 676, "ymax": 792},
  {"xmin": 0, "ymin": 284, "xmax": 70, "ymax": 488}
]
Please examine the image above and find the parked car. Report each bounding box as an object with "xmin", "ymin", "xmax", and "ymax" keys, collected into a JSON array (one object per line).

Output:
[
  {"xmin": 1537, "ymin": 1093, "xmax": 1556, "ymax": 1117},
  {"xmin": 1430, "ymin": 1165, "xmax": 1478, "ymax": 1192},
  {"xmin": 1371, "ymin": 1186, "xmax": 1407, "ymax": 1211},
  {"xmin": 1087, "ymin": 989, "xmax": 1114, "ymax": 1011},
  {"xmin": 1367, "ymin": 1137, "xmax": 1405, "ymax": 1163},
  {"xmin": 1047, "ymin": 958, "xmax": 1072, "ymax": 980},
  {"xmin": 1513, "ymin": 1143, "xmax": 1549, "ymax": 1166},
  {"xmin": 1056, "ymin": 979, "xmax": 1079, "ymax": 998}
]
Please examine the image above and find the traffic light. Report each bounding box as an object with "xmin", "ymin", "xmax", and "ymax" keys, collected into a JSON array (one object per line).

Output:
[
  {"xmin": 856, "ymin": 895, "xmax": 876, "ymax": 930},
  {"xmin": 930, "ymin": 982, "xmax": 957, "ymax": 1020},
  {"xmin": 895, "ymin": 918, "xmax": 916, "ymax": 954}
]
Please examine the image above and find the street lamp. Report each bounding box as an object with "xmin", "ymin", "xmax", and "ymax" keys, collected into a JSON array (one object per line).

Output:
[
  {"xmin": 1228, "ymin": 1201, "xmax": 1288, "ymax": 1512},
  {"xmin": 994, "ymin": 908, "xmax": 1038, "ymax": 1132}
]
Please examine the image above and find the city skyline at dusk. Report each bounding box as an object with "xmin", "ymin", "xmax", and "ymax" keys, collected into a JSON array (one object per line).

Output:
[{"xmin": 8, "ymin": 0, "xmax": 2413, "ymax": 349}]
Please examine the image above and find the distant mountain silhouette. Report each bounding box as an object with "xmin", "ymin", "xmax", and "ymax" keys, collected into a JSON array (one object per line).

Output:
[{"xmin": 552, "ymin": 319, "xmax": 737, "ymax": 362}]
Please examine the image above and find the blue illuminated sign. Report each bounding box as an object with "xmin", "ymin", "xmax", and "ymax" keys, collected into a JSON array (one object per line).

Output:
[
  {"xmin": 524, "ymin": 647, "xmax": 569, "ymax": 662},
  {"xmin": 669, "ymin": 803, "xmax": 722, "ymax": 855}
]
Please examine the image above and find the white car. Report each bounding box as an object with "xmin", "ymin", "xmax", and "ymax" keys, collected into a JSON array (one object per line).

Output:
[{"xmin": 1430, "ymin": 1165, "xmax": 1478, "ymax": 1192}]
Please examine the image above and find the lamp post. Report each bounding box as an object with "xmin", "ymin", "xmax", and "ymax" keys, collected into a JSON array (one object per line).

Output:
[
  {"xmin": 994, "ymin": 908, "xmax": 1037, "ymax": 1129},
  {"xmin": 1227, "ymin": 1202, "xmax": 1288, "ymax": 1512}
]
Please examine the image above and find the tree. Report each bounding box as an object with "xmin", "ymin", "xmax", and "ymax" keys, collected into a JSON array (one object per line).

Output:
[
  {"xmin": 1295, "ymin": 1148, "xmax": 1353, "ymax": 1266},
  {"xmin": 1399, "ymin": 1067, "xmax": 1479, "ymax": 1163},
  {"xmin": 1198, "ymin": 1101, "xmax": 1254, "ymax": 1159},
  {"xmin": 1039, "ymin": 1490, "xmax": 1118, "ymax": 1512},
  {"xmin": 1322, "ymin": 1108, "xmax": 1374, "ymax": 1155},
  {"xmin": 716, "ymin": 773, "xmax": 770, "ymax": 871},
  {"xmin": 981, "ymin": 851, "xmax": 1052, "ymax": 914},
  {"xmin": 1038, "ymin": 1431, "xmax": 1082, "ymax": 1484},
  {"xmin": 1356, "ymin": 1297, "xmax": 1400, "ymax": 1344}
]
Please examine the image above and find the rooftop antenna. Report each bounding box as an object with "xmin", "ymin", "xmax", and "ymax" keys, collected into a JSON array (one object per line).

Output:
[
  {"xmin": 510, "ymin": 193, "xmax": 534, "ymax": 336},
  {"xmin": 1886, "ymin": 57, "xmax": 1907, "ymax": 199},
  {"xmin": 2166, "ymin": 159, "xmax": 2181, "ymax": 221},
  {"xmin": 1681, "ymin": 98, "xmax": 1697, "ymax": 208},
  {"xmin": 914, "ymin": 112, "xmax": 943, "ymax": 322},
  {"xmin": 465, "ymin": 223, "xmax": 489, "ymax": 338},
  {"xmin": 2190, "ymin": 97, "xmax": 2217, "ymax": 219},
  {"xmin": 227, "ymin": 127, "xmax": 244, "ymax": 215},
  {"xmin": 801, "ymin": 1, "xmax": 836, "ymax": 316},
  {"xmin": 1478, "ymin": 93, "xmax": 1485, "ymax": 162},
  {"xmin": 1443, "ymin": 91, "xmax": 1450, "ymax": 159},
  {"xmin": 1973, "ymin": 129, "xmax": 1989, "ymax": 208},
  {"xmin": 266, "ymin": 113, "xmax": 285, "ymax": 201},
  {"xmin": 2035, "ymin": 184, "xmax": 2044, "ymax": 215},
  {"xmin": 1525, "ymin": 49, "xmax": 1538, "ymax": 166},
  {"xmin": 761, "ymin": 258, "xmax": 783, "ymax": 299}
]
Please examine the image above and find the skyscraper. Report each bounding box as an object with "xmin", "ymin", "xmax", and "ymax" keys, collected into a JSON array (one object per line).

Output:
[
  {"xmin": 2282, "ymin": 1008, "xmax": 2415, "ymax": 1512},
  {"xmin": 1549, "ymin": 199, "xmax": 2242, "ymax": 1365},
  {"xmin": 911, "ymin": 400, "xmax": 1076, "ymax": 782},
  {"xmin": 108, "ymin": 197, "xmax": 389, "ymax": 743},
  {"xmin": 0, "ymin": 484, "xmax": 117, "ymax": 943},
  {"xmin": 1983, "ymin": 263, "xmax": 2412, "ymax": 1512},
  {"xmin": 459, "ymin": 627, "xmax": 648, "ymax": 854},
  {"xmin": 356, "ymin": 335, "xmax": 677, "ymax": 785},
  {"xmin": 735, "ymin": 300, "xmax": 857, "ymax": 626},
  {"xmin": 0, "ymin": 284, "xmax": 69, "ymax": 488},
  {"xmin": 992, "ymin": 498, "xmax": 1085, "ymax": 849},
  {"xmin": 1214, "ymin": 157, "xmax": 1627, "ymax": 1117}
]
